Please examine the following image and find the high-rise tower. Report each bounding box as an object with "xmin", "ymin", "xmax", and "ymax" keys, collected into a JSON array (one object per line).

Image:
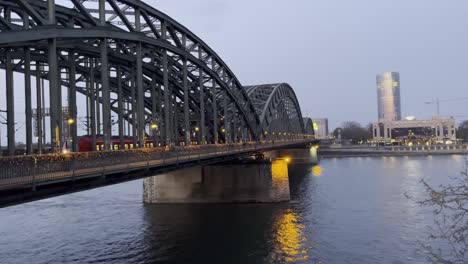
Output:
[{"xmin": 376, "ymin": 72, "xmax": 401, "ymax": 121}]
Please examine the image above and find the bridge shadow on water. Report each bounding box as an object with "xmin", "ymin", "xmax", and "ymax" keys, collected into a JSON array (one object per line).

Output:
[{"xmin": 138, "ymin": 165, "xmax": 318, "ymax": 264}]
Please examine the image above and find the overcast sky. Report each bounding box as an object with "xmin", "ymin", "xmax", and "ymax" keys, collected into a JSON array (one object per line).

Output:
[{"xmin": 148, "ymin": 0, "xmax": 468, "ymax": 128}]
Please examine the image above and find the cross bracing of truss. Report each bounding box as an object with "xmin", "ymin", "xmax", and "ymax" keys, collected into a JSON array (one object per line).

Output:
[{"xmin": 0, "ymin": 0, "xmax": 312, "ymax": 155}]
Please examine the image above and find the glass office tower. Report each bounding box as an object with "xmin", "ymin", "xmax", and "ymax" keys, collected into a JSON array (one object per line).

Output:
[{"xmin": 376, "ymin": 72, "xmax": 401, "ymax": 121}]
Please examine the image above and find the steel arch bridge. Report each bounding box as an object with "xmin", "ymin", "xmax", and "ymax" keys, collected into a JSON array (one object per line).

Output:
[{"xmin": 0, "ymin": 0, "xmax": 313, "ymax": 156}]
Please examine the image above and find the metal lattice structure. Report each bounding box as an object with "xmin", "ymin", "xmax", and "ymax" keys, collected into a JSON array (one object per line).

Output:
[
  {"xmin": 303, "ymin": 118, "xmax": 314, "ymax": 135},
  {"xmin": 245, "ymin": 83, "xmax": 306, "ymax": 139},
  {"xmin": 0, "ymin": 0, "xmax": 312, "ymax": 156}
]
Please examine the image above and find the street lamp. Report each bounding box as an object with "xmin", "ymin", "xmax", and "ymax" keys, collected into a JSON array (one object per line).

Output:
[
  {"xmin": 151, "ymin": 122, "xmax": 160, "ymax": 147},
  {"xmin": 65, "ymin": 118, "xmax": 75, "ymax": 152},
  {"xmin": 194, "ymin": 127, "xmax": 200, "ymax": 144}
]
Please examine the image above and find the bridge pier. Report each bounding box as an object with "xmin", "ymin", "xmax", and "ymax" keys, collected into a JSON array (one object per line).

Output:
[{"xmin": 143, "ymin": 159, "xmax": 290, "ymax": 203}]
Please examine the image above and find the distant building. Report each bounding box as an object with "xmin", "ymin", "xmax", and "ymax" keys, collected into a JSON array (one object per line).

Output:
[
  {"xmin": 372, "ymin": 116, "xmax": 456, "ymax": 145},
  {"xmin": 377, "ymin": 72, "xmax": 401, "ymax": 121},
  {"xmin": 312, "ymin": 118, "xmax": 329, "ymax": 138}
]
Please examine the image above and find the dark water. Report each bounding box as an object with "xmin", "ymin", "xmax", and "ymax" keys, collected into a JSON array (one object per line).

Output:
[{"xmin": 0, "ymin": 155, "xmax": 464, "ymax": 264}]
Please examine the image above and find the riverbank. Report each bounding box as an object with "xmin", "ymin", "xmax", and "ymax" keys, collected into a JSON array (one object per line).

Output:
[{"xmin": 319, "ymin": 145, "xmax": 468, "ymax": 158}]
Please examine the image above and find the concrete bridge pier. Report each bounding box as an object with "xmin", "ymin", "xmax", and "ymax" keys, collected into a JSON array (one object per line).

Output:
[{"xmin": 143, "ymin": 158, "xmax": 290, "ymax": 204}]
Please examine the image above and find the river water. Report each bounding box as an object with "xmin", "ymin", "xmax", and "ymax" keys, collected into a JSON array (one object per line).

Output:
[{"xmin": 0, "ymin": 155, "xmax": 465, "ymax": 264}]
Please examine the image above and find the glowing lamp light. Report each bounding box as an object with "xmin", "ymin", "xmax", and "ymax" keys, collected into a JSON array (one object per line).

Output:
[
  {"xmin": 195, "ymin": 127, "xmax": 200, "ymax": 132},
  {"xmin": 67, "ymin": 118, "xmax": 75, "ymax": 125},
  {"xmin": 284, "ymin": 157, "xmax": 291, "ymax": 163},
  {"xmin": 151, "ymin": 123, "xmax": 158, "ymax": 130},
  {"xmin": 312, "ymin": 165, "xmax": 322, "ymax": 177},
  {"xmin": 313, "ymin": 122, "xmax": 319, "ymax": 131}
]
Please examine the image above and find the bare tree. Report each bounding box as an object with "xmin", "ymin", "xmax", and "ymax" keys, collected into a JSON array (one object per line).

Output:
[{"xmin": 408, "ymin": 168, "xmax": 468, "ymax": 263}]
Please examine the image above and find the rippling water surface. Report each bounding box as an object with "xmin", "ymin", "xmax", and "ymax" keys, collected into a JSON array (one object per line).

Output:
[{"xmin": 0, "ymin": 155, "xmax": 464, "ymax": 263}]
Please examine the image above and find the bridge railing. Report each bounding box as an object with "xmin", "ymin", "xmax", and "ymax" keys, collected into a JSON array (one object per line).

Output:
[{"xmin": 0, "ymin": 138, "xmax": 314, "ymax": 191}]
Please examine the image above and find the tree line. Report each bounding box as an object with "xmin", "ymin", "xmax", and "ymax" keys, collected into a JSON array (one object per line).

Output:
[{"xmin": 332, "ymin": 121, "xmax": 372, "ymax": 144}]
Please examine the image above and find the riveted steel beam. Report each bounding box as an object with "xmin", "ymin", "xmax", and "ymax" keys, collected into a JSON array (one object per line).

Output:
[
  {"xmin": 101, "ymin": 38, "xmax": 111, "ymax": 150},
  {"xmin": 5, "ymin": 50, "xmax": 15, "ymax": 155},
  {"xmin": 24, "ymin": 47, "xmax": 33, "ymax": 154}
]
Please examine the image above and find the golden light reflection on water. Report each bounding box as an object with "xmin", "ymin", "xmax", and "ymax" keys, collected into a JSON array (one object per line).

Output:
[
  {"xmin": 310, "ymin": 146, "xmax": 318, "ymax": 162},
  {"xmin": 271, "ymin": 160, "xmax": 310, "ymax": 262},
  {"xmin": 271, "ymin": 159, "xmax": 290, "ymax": 201},
  {"xmin": 272, "ymin": 159, "xmax": 289, "ymax": 180},
  {"xmin": 274, "ymin": 210, "xmax": 309, "ymax": 262},
  {"xmin": 312, "ymin": 165, "xmax": 322, "ymax": 177}
]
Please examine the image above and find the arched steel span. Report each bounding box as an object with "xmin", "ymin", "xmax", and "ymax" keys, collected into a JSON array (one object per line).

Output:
[
  {"xmin": 245, "ymin": 83, "xmax": 306, "ymax": 139},
  {"xmin": 0, "ymin": 0, "xmax": 311, "ymax": 155},
  {"xmin": 303, "ymin": 118, "xmax": 315, "ymax": 135}
]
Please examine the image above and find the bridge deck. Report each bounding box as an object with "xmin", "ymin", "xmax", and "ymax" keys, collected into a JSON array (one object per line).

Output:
[{"xmin": 0, "ymin": 139, "xmax": 316, "ymax": 207}]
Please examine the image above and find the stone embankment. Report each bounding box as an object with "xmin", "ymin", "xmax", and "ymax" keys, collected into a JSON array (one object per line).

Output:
[{"xmin": 319, "ymin": 144, "xmax": 468, "ymax": 158}]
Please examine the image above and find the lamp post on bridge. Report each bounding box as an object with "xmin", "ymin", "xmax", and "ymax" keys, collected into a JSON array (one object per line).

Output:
[
  {"xmin": 194, "ymin": 126, "xmax": 200, "ymax": 145},
  {"xmin": 151, "ymin": 122, "xmax": 158, "ymax": 147},
  {"xmin": 66, "ymin": 118, "xmax": 75, "ymax": 152}
]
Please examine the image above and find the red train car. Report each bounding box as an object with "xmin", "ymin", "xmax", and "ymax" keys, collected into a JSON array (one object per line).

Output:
[{"xmin": 77, "ymin": 135, "xmax": 156, "ymax": 152}]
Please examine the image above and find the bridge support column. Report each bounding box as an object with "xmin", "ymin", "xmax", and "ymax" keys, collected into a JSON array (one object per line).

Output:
[
  {"xmin": 143, "ymin": 159, "xmax": 290, "ymax": 203},
  {"xmin": 89, "ymin": 59, "xmax": 97, "ymax": 151},
  {"xmin": 36, "ymin": 63, "xmax": 43, "ymax": 154},
  {"xmin": 48, "ymin": 38, "xmax": 62, "ymax": 152},
  {"xmin": 212, "ymin": 61, "xmax": 218, "ymax": 144},
  {"xmin": 5, "ymin": 50, "xmax": 15, "ymax": 156},
  {"xmin": 24, "ymin": 48, "xmax": 33, "ymax": 155},
  {"xmin": 101, "ymin": 38, "xmax": 111, "ymax": 150},
  {"xmin": 117, "ymin": 67, "xmax": 125, "ymax": 149},
  {"xmin": 198, "ymin": 49, "xmax": 206, "ymax": 144},
  {"xmin": 69, "ymin": 51, "xmax": 77, "ymax": 152},
  {"xmin": 182, "ymin": 58, "xmax": 190, "ymax": 146}
]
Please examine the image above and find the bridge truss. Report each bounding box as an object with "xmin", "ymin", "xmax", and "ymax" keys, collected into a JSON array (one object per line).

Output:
[{"xmin": 0, "ymin": 0, "xmax": 312, "ymax": 156}]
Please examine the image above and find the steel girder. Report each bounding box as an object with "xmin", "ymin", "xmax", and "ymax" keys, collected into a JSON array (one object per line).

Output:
[
  {"xmin": 245, "ymin": 83, "xmax": 306, "ymax": 137},
  {"xmin": 0, "ymin": 0, "xmax": 309, "ymax": 154}
]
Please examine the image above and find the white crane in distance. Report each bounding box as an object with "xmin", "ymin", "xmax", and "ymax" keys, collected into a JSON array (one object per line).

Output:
[{"xmin": 424, "ymin": 97, "xmax": 468, "ymax": 116}]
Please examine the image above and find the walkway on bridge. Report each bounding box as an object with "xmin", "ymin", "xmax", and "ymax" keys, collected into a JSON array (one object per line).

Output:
[{"xmin": 0, "ymin": 139, "xmax": 316, "ymax": 207}]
